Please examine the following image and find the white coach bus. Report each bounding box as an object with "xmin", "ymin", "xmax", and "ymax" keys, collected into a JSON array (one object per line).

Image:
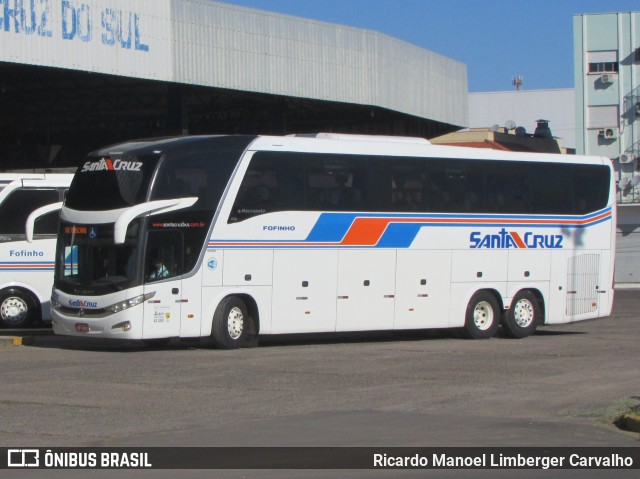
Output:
[
  {"xmin": 45, "ymin": 134, "xmax": 616, "ymax": 347},
  {"xmin": 0, "ymin": 172, "xmax": 73, "ymax": 327}
]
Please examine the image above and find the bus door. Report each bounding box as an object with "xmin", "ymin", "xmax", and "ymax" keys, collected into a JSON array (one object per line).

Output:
[{"xmin": 142, "ymin": 230, "xmax": 183, "ymax": 339}]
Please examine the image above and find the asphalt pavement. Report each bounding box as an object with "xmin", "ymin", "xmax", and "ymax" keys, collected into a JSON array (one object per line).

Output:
[{"xmin": 1, "ymin": 289, "xmax": 638, "ymax": 479}]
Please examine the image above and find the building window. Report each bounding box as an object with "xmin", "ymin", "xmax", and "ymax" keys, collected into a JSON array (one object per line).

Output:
[
  {"xmin": 588, "ymin": 62, "xmax": 619, "ymax": 73},
  {"xmin": 587, "ymin": 50, "xmax": 618, "ymax": 74}
]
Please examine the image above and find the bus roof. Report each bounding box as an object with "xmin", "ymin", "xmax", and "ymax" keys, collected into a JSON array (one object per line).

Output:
[
  {"xmin": 249, "ymin": 134, "xmax": 610, "ymax": 166},
  {"xmin": 88, "ymin": 135, "xmax": 258, "ymax": 157},
  {"xmin": 87, "ymin": 134, "xmax": 610, "ymax": 167}
]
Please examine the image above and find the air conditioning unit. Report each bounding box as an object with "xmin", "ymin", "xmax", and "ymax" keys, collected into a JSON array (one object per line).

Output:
[
  {"xmin": 620, "ymin": 154, "xmax": 635, "ymax": 164},
  {"xmin": 636, "ymin": 101, "xmax": 640, "ymax": 117},
  {"xmin": 599, "ymin": 128, "xmax": 617, "ymax": 139},
  {"xmin": 601, "ymin": 74, "xmax": 613, "ymax": 84}
]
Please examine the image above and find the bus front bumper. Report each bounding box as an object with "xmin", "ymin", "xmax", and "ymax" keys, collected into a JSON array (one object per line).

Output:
[{"xmin": 51, "ymin": 308, "xmax": 143, "ymax": 340}]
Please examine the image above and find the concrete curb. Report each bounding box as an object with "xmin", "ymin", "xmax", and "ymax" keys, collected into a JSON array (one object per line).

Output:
[{"xmin": 0, "ymin": 336, "xmax": 35, "ymax": 347}]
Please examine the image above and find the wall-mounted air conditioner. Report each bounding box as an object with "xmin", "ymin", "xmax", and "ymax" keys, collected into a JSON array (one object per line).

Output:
[
  {"xmin": 598, "ymin": 128, "xmax": 617, "ymax": 139},
  {"xmin": 600, "ymin": 74, "xmax": 613, "ymax": 84},
  {"xmin": 620, "ymin": 154, "xmax": 635, "ymax": 164}
]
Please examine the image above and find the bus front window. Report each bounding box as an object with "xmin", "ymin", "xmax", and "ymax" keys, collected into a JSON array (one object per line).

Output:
[{"xmin": 57, "ymin": 221, "xmax": 142, "ymax": 294}]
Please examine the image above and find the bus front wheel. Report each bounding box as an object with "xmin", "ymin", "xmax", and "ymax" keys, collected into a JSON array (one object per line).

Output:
[
  {"xmin": 211, "ymin": 296, "xmax": 249, "ymax": 349},
  {"xmin": 503, "ymin": 291, "xmax": 540, "ymax": 338},
  {"xmin": 462, "ymin": 291, "xmax": 500, "ymax": 339},
  {"xmin": 0, "ymin": 289, "xmax": 39, "ymax": 328}
]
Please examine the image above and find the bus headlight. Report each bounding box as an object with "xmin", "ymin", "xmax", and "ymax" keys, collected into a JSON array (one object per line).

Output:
[
  {"xmin": 51, "ymin": 292, "xmax": 61, "ymax": 310},
  {"xmin": 105, "ymin": 292, "xmax": 155, "ymax": 314},
  {"xmin": 111, "ymin": 321, "xmax": 132, "ymax": 331}
]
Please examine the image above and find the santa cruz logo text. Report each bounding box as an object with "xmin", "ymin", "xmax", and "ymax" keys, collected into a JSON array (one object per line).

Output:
[
  {"xmin": 470, "ymin": 228, "xmax": 563, "ymax": 249},
  {"xmin": 69, "ymin": 299, "xmax": 98, "ymax": 308},
  {"xmin": 81, "ymin": 158, "xmax": 143, "ymax": 172}
]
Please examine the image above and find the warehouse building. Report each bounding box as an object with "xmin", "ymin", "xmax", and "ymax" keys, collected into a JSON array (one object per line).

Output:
[{"xmin": 0, "ymin": 0, "xmax": 468, "ymax": 169}]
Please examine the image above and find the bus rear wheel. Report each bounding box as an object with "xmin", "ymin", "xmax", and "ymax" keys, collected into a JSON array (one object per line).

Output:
[
  {"xmin": 0, "ymin": 289, "xmax": 39, "ymax": 328},
  {"xmin": 503, "ymin": 291, "xmax": 540, "ymax": 338},
  {"xmin": 462, "ymin": 291, "xmax": 500, "ymax": 339},
  {"xmin": 211, "ymin": 296, "xmax": 249, "ymax": 349}
]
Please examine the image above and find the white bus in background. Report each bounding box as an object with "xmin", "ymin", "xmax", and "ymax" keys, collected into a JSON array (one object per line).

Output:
[
  {"xmin": 44, "ymin": 134, "xmax": 616, "ymax": 347},
  {"xmin": 0, "ymin": 172, "xmax": 73, "ymax": 328}
]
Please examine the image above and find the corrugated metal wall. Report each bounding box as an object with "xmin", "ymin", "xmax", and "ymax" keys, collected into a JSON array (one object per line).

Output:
[
  {"xmin": 0, "ymin": 0, "xmax": 173, "ymax": 80},
  {"xmin": 169, "ymin": 0, "xmax": 468, "ymax": 127}
]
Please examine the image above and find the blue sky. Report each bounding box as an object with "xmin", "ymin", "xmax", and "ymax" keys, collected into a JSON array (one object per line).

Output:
[{"xmin": 221, "ymin": 0, "xmax": 639, "ymax": 92}]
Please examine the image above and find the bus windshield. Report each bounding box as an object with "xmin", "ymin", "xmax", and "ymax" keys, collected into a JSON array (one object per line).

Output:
[{"xmin": 56, "ymin": 221, "xmax": 142, "ymax": 295}]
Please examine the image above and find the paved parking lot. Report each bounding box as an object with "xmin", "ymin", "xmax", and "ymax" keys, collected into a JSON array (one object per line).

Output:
[{"xmin": 1, "ymin": 290, "xmax": 638, "ymax": 478}]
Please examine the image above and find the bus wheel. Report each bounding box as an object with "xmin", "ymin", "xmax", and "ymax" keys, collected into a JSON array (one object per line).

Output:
[
  {"xmin": 462, "ymin": 291, "xmax": 500, "ymax": 339},
  {"xmin": 0, "ymin": 289, "xmax": 38, "ymax": 328},
  {"xmin": 211, "ymin": 296, "xmax": 248, "ymax": 349},
  {"xmin": 503, "ymin": 291, "xmax": 540, "ymax": 338}
]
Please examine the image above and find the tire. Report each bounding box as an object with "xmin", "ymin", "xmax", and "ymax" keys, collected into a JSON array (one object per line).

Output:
[
  {"xmin": 211, "ymin": 296, "xmax": 250, "ymax": 349},
  {"xmin": 503, "ymin": 291, "xmax": 540, "ymax": 338},
  {"xmin": 0, "ymin": 289, "xmax": 39, "ymax": 328},
  {"xmin": 462, "ymin": 291, "xmax": 500, "ymax": 339}
]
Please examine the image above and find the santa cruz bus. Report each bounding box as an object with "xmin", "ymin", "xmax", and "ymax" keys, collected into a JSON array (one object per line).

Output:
[
  {"xmin": 0, "ymin": 172, "xmax": 73, "ymax": 327},
  {"xmin": 45, "ymin": 134, "xmax": 615, "ymax": 347}
]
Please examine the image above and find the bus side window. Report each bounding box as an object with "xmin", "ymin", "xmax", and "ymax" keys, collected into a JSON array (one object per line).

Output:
[
  {"xmin": 230, "ymin": 173, "xmax": 275, "ymax": 222},
  {"xmin": 304, "ymin": 156, "xmax": 368, "ymax": 212},
  {"xmin": 229, "ymin": 155, "xmax": 284, "ymax": 222},
  {"xmin": 0, "ymin": 188, "xmax": 60, "ymax": 236},
  {"xmin": 385, "ymin": 159, "xmax": 426, "ymax": 212},
  {"xmin": 145, "ymin": 231, "xmax": 183, "ymax": 282},
  {"xmin": 573, "ymin": 166, "xmax": 610, "ymax": 214},
  {"xmin": 34, "ymin": 211, "xmax": 61, "ymax": 236}
]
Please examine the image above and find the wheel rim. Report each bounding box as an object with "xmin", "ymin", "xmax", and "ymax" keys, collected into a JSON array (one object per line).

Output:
[
  {"xmin": 473, "ymin": 301, "xmax": 494, "ymax": 331},
  {"xmin": 227, "ymin": 306, "xmax": 244, "ymax": 340},
  {"xmin": 513, "ymin": 298, "xmax": 535, "ymax": 328},
  {"xmin": 1, "ymin": 296, "xmax": 29, "ymax": 325}
]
